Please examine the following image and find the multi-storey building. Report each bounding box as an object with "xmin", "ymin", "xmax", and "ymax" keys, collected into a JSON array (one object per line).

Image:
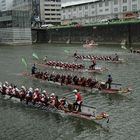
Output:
[
  {"xmin": 0, "ymin": 0, "xmax": 32, "ymax": 44},
  {"xmin": 61, "ymin": 0, "xmax": 140, "ymax": 24},
  {"xmin": 0, "ymin": 0, "xmax": 13, "ymax": 11},
  {"xmin": 40, "ymin": 0, "xmax": 61, "ymax": 25}
]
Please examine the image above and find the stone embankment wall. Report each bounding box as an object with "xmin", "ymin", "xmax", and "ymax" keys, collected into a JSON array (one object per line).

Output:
[{"xmin": 32, "ymin": 23, "xmax": 140, "ymax": 45}]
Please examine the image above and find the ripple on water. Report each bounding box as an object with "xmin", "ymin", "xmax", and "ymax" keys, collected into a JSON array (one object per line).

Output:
[{"xmin": 0, "ymin": 44, "xmax": 140, "ymax": 140}]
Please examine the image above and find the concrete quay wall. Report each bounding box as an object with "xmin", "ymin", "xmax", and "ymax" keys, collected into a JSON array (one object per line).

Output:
[{"xmin": 32, "ymin": 22, "xmax": 140, "ymax": 45}]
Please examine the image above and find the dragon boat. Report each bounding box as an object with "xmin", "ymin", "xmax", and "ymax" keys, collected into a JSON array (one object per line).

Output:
[
  {"xmin": 74, "ymin": 55, "xmax": 125, "ymax": 64},
  {"xmin": 23, "ymin": 72, "xmax": 132, "ymax": 95},
  {"xmin": 130, "ymin": 48, "xmax": 140, "ymax": 54},
  {"xmin": 0, "ymin": 84, "xmax": 109, "ymax": 124},
  {"xmin": 83, "ymin": 43, "xmax": 97, "ymax": 48},
  {"xmin": 36, "ymin": 62, "xmax": 107, "ymax": 74},
  {"xmin": 83, "ymin": 40, "xmax": 98, "ymax": 48}
]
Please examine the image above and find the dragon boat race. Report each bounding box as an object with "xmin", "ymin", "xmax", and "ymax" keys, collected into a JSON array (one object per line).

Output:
[
  {"xmin": 0, "ymin": 0, "xmax": 140, "ymax": 139},
  {"xmin": 0, "ymin": 43, "xmax": 140, "ymax": 140}
]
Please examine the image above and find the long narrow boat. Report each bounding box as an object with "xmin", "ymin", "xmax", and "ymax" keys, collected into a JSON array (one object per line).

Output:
[
  {"xmin": 83, "ymin": 43, "xmax": 98, "ymax": 48},
  {"xmin": 74, "ymin": 55, "xmax": 125, "ymax": 64},
  {"xmin": 23, "ymin": 72, "xmax": 132, "ymax": 95},
  {"xmin": 36, "ymin": 62, "xmax": 107, "ymax": 74},
  {"xmin": 0, "ymin": 89, "xmax": 109, "ymax": 124},
  {"xmin": 130, "ymin": 48, "xmax": 140, "ymax": 54}
]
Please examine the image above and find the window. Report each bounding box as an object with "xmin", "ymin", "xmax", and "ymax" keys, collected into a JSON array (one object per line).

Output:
[
  {"xmin": 51, "ymin": 9, "xmax": 55, "ymax": 11},
  {"xmin": 114, "ymin": 0, "xmax": 118, "ymax": 5},
  {"xmin": 123, "ymin": 6, "xmax": 127, "ymax": 11},
  {"xmin": 45, "ymin": 9, "xmax": 50, "ymax": 11},
  {"xmin": 85, "ymin": 12, "xmax": 88, "ymax": 17},
  {"xmin": 105, "ymin": 1, "xmax": 109, "ymax": 6},
  {"xmin": 123, "ymin": 0, "xmax": 127, "ymax": 3},
  {"xmin": 132, "ymin": 0, "xmax": 137, "ymax": 2},
  {"xmin": 73, "ymin": 7, "xmax": 76, "ymax": 11},
  {"xmin": 92, "ymin": 11, "xmax": 94, "ymax": 14},
  {"xmin": 114, "ymin": 8, "xmax": 118, "ymax": 12},
  {"xmin": 85, "ymin": 5, "xmax": 88, "ymax": 9},
  {"xmin": 99, "ymin": 9, "xmax": 103, "ymax": 12},
  {"xmin": 79, "ymin": 12, "xmax": 82, "ymax": 17},
  {"xmin": 99, "ymin": 3, "xmax": 102, "ymax": 7},
  {"xmin": 91, "ymin": 4, "xmax": 94, "ymax": 8},
  {"xmin": 73, "ymin": 15, "xmax": 76, "ymax": 18},
  {"xmin": 132, "ymin": 4, "xmax": 137, "ymax": 11},
  {"xmin": 45, "ymin": 14, "xmax": 50, "ymax": 16},
  {"xmin": 105, "ymin": 8, "xmax": 109, "ymax": 11},
  {"xmin": 45, "ymin": 18, "xmax": 50, "ymax": 20},
  {"xmin": 79, "ymin": 6, "xmax": 82, "ymax": 10}
]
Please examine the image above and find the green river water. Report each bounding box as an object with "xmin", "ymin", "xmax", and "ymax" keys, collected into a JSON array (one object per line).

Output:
[{"xmin": 0, "ymin": 43, "xmax": 140, "ymax": 140}]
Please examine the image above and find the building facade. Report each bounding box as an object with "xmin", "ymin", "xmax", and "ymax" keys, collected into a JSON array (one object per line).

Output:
[
  {"xmin": 61, "ymin": 0, "xmax": 140, "ymax": 24},
  {"xmin": 40, "ymin": 0, "xmax": 61, "ymax": 25},
  {"xmin": 0, "ymin": 0, "xmax": 13, "ymax": 11},
  {"xmin": 0, "ymin": 0, "xmax": 32, "ymax": 44}
]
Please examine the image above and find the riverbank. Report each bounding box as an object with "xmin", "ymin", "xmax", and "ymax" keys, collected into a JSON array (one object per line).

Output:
[{"xmin": 32, "ymin": 21, "xmax": 140, "ymax": 46}]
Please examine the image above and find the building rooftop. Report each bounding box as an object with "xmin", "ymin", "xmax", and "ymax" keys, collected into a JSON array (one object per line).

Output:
[{"xmin": 62, "ymin": 0, "xmax": 99, "ymax": 7}]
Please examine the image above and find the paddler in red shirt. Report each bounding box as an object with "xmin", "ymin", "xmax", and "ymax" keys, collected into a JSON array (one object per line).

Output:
[{"xmin": 73, "ymin": 89, "xmax": 83, "ymax": 112}]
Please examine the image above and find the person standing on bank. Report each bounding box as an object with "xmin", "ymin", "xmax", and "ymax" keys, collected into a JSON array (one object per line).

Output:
[
  {"xmin": 105, "ymin": 75, "xmax": 112, "ymax": 89},
  {"xmin": 31, "ymin": 64, "xmax": 37, "ymax": 75},
  {"xmin": 73, "ymin": 89, "xmax": 83, "ymax": 112}
]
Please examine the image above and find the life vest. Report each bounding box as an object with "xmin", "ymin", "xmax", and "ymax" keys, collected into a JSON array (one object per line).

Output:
[
  {"xmin": 75, "ymin": 93, "xmax": 82, "ymax": 102},
  {"xmin": 33, "ymin": 92, "xmax": 39, "ymax": 99}
]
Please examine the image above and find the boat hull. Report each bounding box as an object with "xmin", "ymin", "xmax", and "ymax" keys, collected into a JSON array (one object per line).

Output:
[
  {"xmin": 23, "ymin": 72, "xmax": 131, "ymax": 96},
  {"xmin": 0, "ymin": 93, "xmax": 109, "ymax": 124},
  {"xmin": 36, "ymin": 63, "xmax": 106, "ymax": 74},
  {"xmin": 83, "ymin": 44, "xmax": 96, "ymax": 48}
]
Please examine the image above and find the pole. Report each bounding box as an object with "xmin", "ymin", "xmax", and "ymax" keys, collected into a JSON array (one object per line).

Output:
[{"xmin": 128, "ymin": 23, "xmax": 132, "ymax": 48}]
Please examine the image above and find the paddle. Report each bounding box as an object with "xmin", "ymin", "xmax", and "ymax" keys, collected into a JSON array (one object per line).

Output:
[
  {"xmin": 121, "ymin": 45, "xmax": 127, "ymax": 50},
  {"xmin": 64, "ymin": 50, "xmax": 69, "ymax": 54},
  {"xmin": 111, "ymin": 83, "xmax": 122, "ymax": 86},
  {"xmin": 21, "ymin": 58, "xmax": 27, "ymax": 67},
  {"xmin": 32, "ymin": 53, "xmax": 39, "ymax": 60}
]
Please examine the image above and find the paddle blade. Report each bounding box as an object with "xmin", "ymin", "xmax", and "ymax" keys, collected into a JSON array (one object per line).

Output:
[
  {"xmin": 121, "ymin": 45, "xmax": 127, "ymax": 50},
  {"xmin": 21, "ymin": 58, "xmax": 27, "ymax": 67},
  {"xmin": 64, "ymin": 50, "xmax": 69, "ymax": 53},
  {"xmin": 32, "ymin": 53, "xmax": 39, "ymax": 60}
]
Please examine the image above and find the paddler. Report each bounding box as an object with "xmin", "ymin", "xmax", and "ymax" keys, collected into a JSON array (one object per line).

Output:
[
  {"xmin": 43, "ymin": 56, "xmax": 47, "ymax": 62},
  {"xmin": 113, "ymin": 53, "xmax": 119, "ymax": 61},
  {"xmin": 25, "ymin": 87, "xmax": 33, "ymax": 104},
  {"xmin": 31, "ymin": 64, "xmax": 37, "ymax": 75},
  {"xmin": 73, "ymin": 50, "xmax": 77, "ymax": 57},
  {"xmin": 105, "ymin": 75, "xmax": 112, "ymax": 89},
  {"xmin": 90, "ymin": 58, "xmax": 96, "ymax": 69},
  {"xmin": 73, "ymin": 89, "xmax": 83, "ymax": 112},
  {"xmin": 32, "ymin": 88, "xmax": 40, "ymax": 105}
]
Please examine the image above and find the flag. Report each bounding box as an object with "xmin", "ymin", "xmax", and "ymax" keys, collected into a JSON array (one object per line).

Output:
[
  {"xmin": 121, "ymin": 45, "xmax": 127, "ymax": 50},
  {"xmin": 21, "ymin": 58, "xmax": 27, "ymax": 67},
  {"xmin": 32, "ymin": 53, "xmax": 39, "ymax": 60}
]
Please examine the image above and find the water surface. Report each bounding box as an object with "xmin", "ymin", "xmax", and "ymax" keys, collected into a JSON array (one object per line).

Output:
[{"xmin": 0, "ymin": 44, "xmax": 140, "ymax": 140}]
